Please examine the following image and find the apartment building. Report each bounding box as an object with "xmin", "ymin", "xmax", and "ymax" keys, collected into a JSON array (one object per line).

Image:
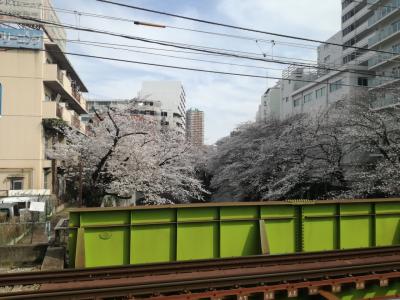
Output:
[
  {"xmin": 366, "ymin": 0, "xmax": 400, "ymax": 106},
  {"xmin": 186, "ymin": 108, "xmax": 204, "ymax": 146},
  {"xmin": 256, "ymin": 85, "xmax": 281, "ymax": 122},
  {"xmin": 0, "ymin": 3, "xmax": 88, "ymax": 193},
  {"xmin": 84, "ymin": 99, "xmax": 162, "ymax": 123},
  {"xmin": 138, "ymin": 81, "xmax": 187, "ymax": 132},
  {"xmin": 276, "ymin": 0, "xmax": 400, "ymax": 120}
]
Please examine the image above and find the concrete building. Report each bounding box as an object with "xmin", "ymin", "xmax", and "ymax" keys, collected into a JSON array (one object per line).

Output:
[
  {"xmin": 278, "ymin": 0, "xmax": 400, "ymax": 119},
  {"xmin": 366, "ymin": 0, "xmax": 400, "ymax": 107},
  {"xmin": 255, "ymin": 85, "xmax": 281, "ymax": 122},
  {"xmin": 84, "ymin": 99, "xmax": 162, "ymax": 124},
  {"xmin": 0, "ymin": 2, "xmax": 88, "ymax": 193},
  {"xmin": 186, "ymin": 108, "xmax": 204, "ymax": 146},
  {"xmin": 138, "ymin": 81, "xmax": 186, "ymax": 132}
]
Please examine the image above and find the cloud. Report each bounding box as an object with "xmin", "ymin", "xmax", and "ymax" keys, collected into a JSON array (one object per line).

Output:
[{"xmin": 53, "ymin": 0, "xmax": 341, "ymax": 143}]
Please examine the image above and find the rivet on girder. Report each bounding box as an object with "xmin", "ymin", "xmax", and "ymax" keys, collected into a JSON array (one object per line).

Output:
[
  {"xmin": 356, "ymin": 281, "xmax": 365, "ymax": 290},
  {"xmin": 332, "ymin": 284, "xmax": 341, "ymax": 293},
  {"xmin": 380, "ymin": 278, "xmax": 389, "ymax": 287},
  {"xmin": 264, "ymin": 291, "xmax": 275, "ymax": 300},
  {"xmin": 288, "ymin": 289, "xmax": 298, "ymax": 298},
  {"xmin": 308, "ymin": 286, "xmax": 319, "ymax": 295}
]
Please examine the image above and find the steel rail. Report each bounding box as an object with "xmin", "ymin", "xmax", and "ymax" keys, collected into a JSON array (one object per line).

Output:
[
  {"xmin": 1, "ymin": 246, "xmax": 400, "ymax": 286},
  {"xmin": 3, "ymin": 259, "xmax": 400, "ymax": 299}
]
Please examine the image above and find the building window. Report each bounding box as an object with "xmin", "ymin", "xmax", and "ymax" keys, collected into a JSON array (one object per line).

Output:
[
  {"xmin": 303, "ymin": 92, "xmax": 313, "ymax": 103},
  {"xmin": 315, "ymin": 87, "xmax": 326, "ymax": 99},
  {"xmin": 358, "ymin": 77, "xmax": 368, "ymax": 86},
  {"xmin": 161, "ymin": 111, "xmax": 167, "ymax": 117},
  {"xmin": 330, "ymin": 79, "xmax": 343, "ymax": 93},
  {"xmin": 285, "ymin": 97, "xmax": 289, "ymax": 102},
  {"xmin": 10, "ymin": 178, "xmax": 24, "ymax": 190}
]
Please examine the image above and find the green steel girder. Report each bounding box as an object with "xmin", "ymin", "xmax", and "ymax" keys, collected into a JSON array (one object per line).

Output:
[{"xmin": 68, "ymin": 199, "xmax": 400, "ymax": 268}]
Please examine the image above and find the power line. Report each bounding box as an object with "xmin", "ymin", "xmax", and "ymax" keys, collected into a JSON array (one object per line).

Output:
[
  {"xmin": 1, "ymin": 12, "xmax": 398, "ymax": 81},
  {"xmin": 0, "ymin": 44, "xmax": 377, "ymax": 89},
  {"xmin": 17, "ymin": 22, "xmax": 318, "ymax": 64},
  {"xmin": 66, "ymin": 40, "xmax": 286, "ymax": 72},
  {"xmin": 5, "ymin": 0, "xmax": 319, "ymax": 51},
  {"xmin": 96, "ymin": 0, "xmax": 400, "ymax": 57},
  {"xmin": 4, "ymin": 0, "xmax": 399, "ymax": 70},
  {"xmin": 5, "ymin": 45, "xmax": 381, "ymax": 90}
]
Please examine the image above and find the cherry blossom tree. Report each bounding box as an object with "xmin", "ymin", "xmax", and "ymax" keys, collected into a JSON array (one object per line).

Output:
[
  {"xmin": 48, "ymin": 102, "xmax": 207, "ymax": 206},
  {"xmin": 328, "ymin": 91, "xmax": 400, "ymax": 197}
]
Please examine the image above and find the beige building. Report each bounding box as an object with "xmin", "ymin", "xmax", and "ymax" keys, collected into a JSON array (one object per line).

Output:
[
  {"xmin": 0, "ymin": 8, "xmax": 88, "ymax": 193},
  {"xmin": 186, "ymin": 108, "xmax": 204, "ymax": 146}
]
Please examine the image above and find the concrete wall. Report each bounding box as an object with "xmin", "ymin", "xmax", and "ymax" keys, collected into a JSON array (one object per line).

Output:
[{"xmin": 0, "ymin": 243, "xmax": 48, "ymax": 267}]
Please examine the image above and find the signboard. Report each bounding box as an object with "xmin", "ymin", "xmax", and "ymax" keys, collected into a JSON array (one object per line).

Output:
[
  {"xmin": 9, "ymin": 189, "xmax": 50, "ymax": 196},
  {"xmin": 0, "ymin": 27, "xmax": 43, "ymax": 50},
  {"xmin": 29, "ymin": 201, "xmax": 45, "ymax": 212},
  {"xmin": 0, "ymin": 0, "xmax": 66, "ymax": 50}
]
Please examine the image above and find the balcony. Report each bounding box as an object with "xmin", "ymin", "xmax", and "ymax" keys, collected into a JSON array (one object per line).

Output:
[
  {"xmin": 42, "ymin": 101, "xmax": 63, "ymax": 119},
  {"xmin": 71, "ymin": 113, "xmax": 80, "ymax": 130},
  {"xmin": 368, "ymin": 0, "xmax": 400, "ymax": 28},
  {"xmin": 369, "ymin": 20, "xmax": 400, "ymax": 48},
  {"xmin": 42, "ymin": 101, "xmax": 85, "ymax": 133},
  {"xmin": 371, "ymin": 93, "xmax": 400, "ymax": 108},
  {"xmin": 43, "ymin": 64, "xmax": 88, "ymax": 115},
  {"xmin": 369, "ymin": 76, "xmax": 400, "ymax": 88},
  {"xmin": 368, "ymin": 51, "xmax": 400, "ymax": 69}
]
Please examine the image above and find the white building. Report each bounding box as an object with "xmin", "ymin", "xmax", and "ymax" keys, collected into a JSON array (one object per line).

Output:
[
  {"xmin": 138, "ymin": 81, "xmax": 186, "ymax": 132},
  {"xmin": 84, "ymin": 99, "xmax": 162, "ymax": 123},
  {"xmin": 256, "ymin": 85, "xmax": 281, "ymax": 122},
  {"xmin": 277, "ymin": 0, "xmax": 400, "ymax": 119}
]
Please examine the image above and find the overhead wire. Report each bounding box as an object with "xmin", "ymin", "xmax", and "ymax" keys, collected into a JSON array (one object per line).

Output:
[
  {"xmin": 0, "ymin": 46, "xmax": 375, "ymax": 89},
  {"xmin": 5, "ymin": 0, "xmax": 400, "ymax": 69},
  {"xmin": 5, "ymin": 0, "xmax": 319, "ymax": 51},
  {"xmin": 0, "ymin": 34, "xmax": 397, "ymax": 91},
  {"xmin": 1, "ymin": 11, "xmax": 399, "ymax": 81},
  {"xmin": 66, "ymin": 40, "xmax": 286, "ymax": 72},
  {"xmin": 0, "ymin": 1, "xmax": 320, "ymax": 64},
  {"xmin": 95, "ymin": 0, "xmax": 400, "ymax": 56}
]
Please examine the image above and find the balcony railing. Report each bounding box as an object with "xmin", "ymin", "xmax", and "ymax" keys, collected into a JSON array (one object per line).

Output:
[
  {"xmin": 72, "ymin": 88, "xmax": 81, "ymax": 103},
  {"xmin": 368, "ymin": 74, "xmax": 400, "ymax": 87},
  {"xmin": 372, "ymin": 94, "xmax": 400, "ymax": 108},
  {"xmin": 56, "ymin": 103, "xmax": 63, "ymax": 118},
  {"xmin": 368, "ymin": 48, "xmax": 400, "ymax": 68},
  {"xmin": 57, "ymin": 69, "xmax": 64, "ymax": 84},
  {"xmin": 368, "ymin": 0, "xmax": 400, "ymax": 27},
  {"xmin": 369, "ymin": 20, "xmax": 400, "ymax": 47},
  {"xmin": 71, "ymin": 114, "xmax": 81, "ymax": 130}
]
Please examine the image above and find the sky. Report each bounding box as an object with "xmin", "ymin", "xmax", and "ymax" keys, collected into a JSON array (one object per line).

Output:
[{"xmin": 52, "ymin": 0, "xmax": 342, "ymax": 144}]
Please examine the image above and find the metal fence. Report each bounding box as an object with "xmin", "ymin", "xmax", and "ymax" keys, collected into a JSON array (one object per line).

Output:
[{"xmin": 0, "ymin": 219, "xmax": 49, "ymax": 246}]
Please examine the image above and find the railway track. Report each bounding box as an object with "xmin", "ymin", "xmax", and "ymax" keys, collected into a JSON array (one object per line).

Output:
[
  {"xmin": 2, "ymin": 246, "xmax": 400, "ymax": 299},
  {"xmin": 1, "ymin": 246, "xmax": 400, "ymax": 287}
]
